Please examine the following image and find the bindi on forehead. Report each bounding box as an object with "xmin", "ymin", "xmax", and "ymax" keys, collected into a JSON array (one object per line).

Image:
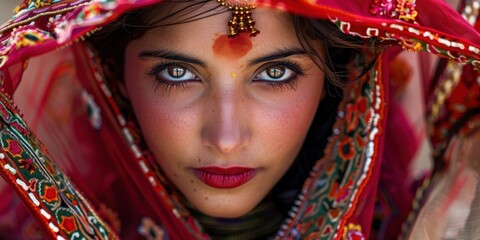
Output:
[{"xmin": 212, "ymin": 33, "xmax": 253, "ymax": 59}]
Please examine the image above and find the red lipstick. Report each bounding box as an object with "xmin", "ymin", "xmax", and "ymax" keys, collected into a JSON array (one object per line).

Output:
[{"xmin": 193, "ymin": 167, "xmax": 256, "ymax": 188}]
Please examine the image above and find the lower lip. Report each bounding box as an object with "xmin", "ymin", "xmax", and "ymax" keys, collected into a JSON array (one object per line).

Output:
[{"xmin": 193, "ymin": 167, "xmax": 256, "ymax": 189}]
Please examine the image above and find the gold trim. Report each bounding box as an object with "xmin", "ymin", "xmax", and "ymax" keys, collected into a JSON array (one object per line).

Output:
[
  {"xmin": 0, "ymin": 2, "xmax": 91, "ymax": 35},
  {"xmin": 216, "ymin": 0, "xmax": 259, "ymax": 37}
]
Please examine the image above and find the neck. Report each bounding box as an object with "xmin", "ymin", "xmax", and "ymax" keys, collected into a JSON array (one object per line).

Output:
[{"xmin": 187, "ymin": 198, "xmax": 284, "ymax": 239}]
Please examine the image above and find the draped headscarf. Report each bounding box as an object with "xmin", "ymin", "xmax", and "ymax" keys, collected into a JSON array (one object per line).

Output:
[{"xmin": 0, "ymin": 0, "xmax": 479, "ymax": 239}]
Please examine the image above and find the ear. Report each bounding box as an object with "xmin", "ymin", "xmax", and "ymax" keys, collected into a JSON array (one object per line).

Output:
[{"xmin": 118, "ymin": 80, "xmax": 129, "ymax": 100}]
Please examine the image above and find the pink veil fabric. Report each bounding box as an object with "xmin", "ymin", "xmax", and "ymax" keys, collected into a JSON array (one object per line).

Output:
[{"xmin": 0, "ymin": 0, "xmax": 479, "ymax": 239}]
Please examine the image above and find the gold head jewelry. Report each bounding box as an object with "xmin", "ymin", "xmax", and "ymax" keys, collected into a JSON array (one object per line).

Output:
[{"xmin": 216, "ymin": 0, "xmax": 260, "ymax": 37}]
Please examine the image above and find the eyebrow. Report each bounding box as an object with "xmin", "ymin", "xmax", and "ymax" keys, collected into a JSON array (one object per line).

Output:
[
  {"xmin": 248, "ymin": 48, "xmax": 308, "ymax": 67},
  {"xmin": 139, "ymin": 50, "xmax": 207, "ymax": 67},
  {"xmin": 138, "ymin": 47, "xmax": 308, "ymax": 68}
]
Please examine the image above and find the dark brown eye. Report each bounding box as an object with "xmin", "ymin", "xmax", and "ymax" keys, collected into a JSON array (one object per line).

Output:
[
  {"xmin": 255, "ymin": 65, "xmax": 296, "ymax": 82},
  {"xmin": 151, "ymin": 65, "xmax": 197, "ymax": 82},
  {"xmin": 266, "ymin": 66, "xmax": 285, "ymax": 79},
  {"xmin": 167, "ymin": 66, "xmax": 187, "ymax": 78}
]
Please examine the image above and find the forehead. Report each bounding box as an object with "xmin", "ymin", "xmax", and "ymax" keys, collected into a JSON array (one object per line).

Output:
[{"xmin": 128, "ymin": 3, "xmax": 299, "ymax": 59}]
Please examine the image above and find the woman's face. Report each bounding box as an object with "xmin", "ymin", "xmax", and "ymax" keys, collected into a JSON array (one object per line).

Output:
[{"xmin": 124, "ymin": 3, "xmax": 325, "ymax": 218}]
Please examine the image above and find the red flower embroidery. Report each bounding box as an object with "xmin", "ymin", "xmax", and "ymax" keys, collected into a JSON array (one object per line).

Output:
[
  {"xmin": 329, "ymin": 208, "xmax": 340, "ymax": 219},
  {"xmin": 60, "ymin": 216, "xmax": 77, "ymax": 234},
  {"xmin": 316, "ymin": 216, "xmax": 325, "ymax": 227},
  {"xmin": 322, "ymin": 226, "xmax": 332, "ymax": 235},
  {"xmin": 6, "ymin": 139, "xmax": 23, "ymax": 157},
  {"xmin": 305, "ymin": 204, "xmax": 314, "ymax": 215},
  {"xmin": 83, "ymin": 2, "xmax": 102, "ymax": 20},
  {"xmin": 339, "ymin": 137, "xmax": 355, "ymax": 160},
  {"xmin": 356, "ymin": 97, "xmax": 367, "ymax": 114},
  {"xmin": 328, "ymin": 182, "xmax": 338, "ymax": 198},
  {"xmin": 336, "ymin": 179, "xmax": 353, "ymax": 202},
  {"xmin": 42, "ymin": 185, "xmax": 58, "ymax": 203},
  {"xmin": 18, "ymin": 158, "xmax": 35, "ymax": 173}
]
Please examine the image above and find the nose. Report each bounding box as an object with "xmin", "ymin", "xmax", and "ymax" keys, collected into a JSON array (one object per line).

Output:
[{"xmin": 201, "ymin": 87, "xmax": 250, "ymax": 155}]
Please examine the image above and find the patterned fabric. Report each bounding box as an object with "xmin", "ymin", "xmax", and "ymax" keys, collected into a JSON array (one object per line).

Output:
[
  {"xmin": 0, "ymin": 88, "xmax": 117, "ymax": 239},
  {"xmin": 0, "ymin": 0, "xmax": 479, "ymax": 239},
  {"xmin": 404, "ymin": 1, "xmax": 480, "ymax": 237},
  {"xmin": 275, "ymin": 49, "xmax": 384, "ymax": 239}
]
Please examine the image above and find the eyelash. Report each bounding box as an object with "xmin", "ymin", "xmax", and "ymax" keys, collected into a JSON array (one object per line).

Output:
[
  {"xmin": 147, "ymin": 61, "xmax": 194, "ymax": 91},
  {"xmin": 146, "ymin": 60, "xmax": 305, "ymax": 92},
  {"xmin": 255, "ymin": 60, "xmax": 305, "ymax": 91}
]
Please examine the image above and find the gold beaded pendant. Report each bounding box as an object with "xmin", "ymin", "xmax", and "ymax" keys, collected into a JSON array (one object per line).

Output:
[{"xmin": 216, "ymin": 0, "xmax": 260, "ymax": 37}]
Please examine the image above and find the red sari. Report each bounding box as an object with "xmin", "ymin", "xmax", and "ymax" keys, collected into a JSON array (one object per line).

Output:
[{"xmin": 0, "ymin": 0, "xmax": 479, "ymax": 239}]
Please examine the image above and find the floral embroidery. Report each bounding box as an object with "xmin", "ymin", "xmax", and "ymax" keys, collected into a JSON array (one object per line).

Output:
[
  {"xmin": 33, "ymin": 0, "xmax": 53, "ymax": 8},
  {"xmin": 396, "ymin": 0, "xmax": 418, "ymax": 21},
  {"xmin": 18, "ymin": 158, "xmax": 35, "ymax": 173},
  {"xmin": 276, "ymin": 53, "xmax": 384, "ymax": 239},
  {"xmin": 6, "ymin": 139, "xmax": 23, "ymax": 157},
  {"xmin": 14, "ymin": 30, "xmax": 48, "ymax": 50},
  {"xmin": 41, "ymin": 184, "xmax": 59, "ymax": 203},
  {"xmin": 343, "ymin": 223, "xmax": 365, "ymax": 240},
  {"xmin": 330, "ymin": 16, "xmax": 479, "ymax": 64},
  {"xmin": 0, "ymin": 92, "xmax": 117, "ymax": 239},
  {"xmin": 59, "ymin": 215, "xmax": 77, "ymax": 234},
  {"xmin": 79, "ymin": 2, "xmax": 104, "ymax": 21},
  {"xmin": 339, "ymin": 137, "xmax": 355, "ymax": 160},
  {"xmin": 370, "ymin": 0, "xmax": 418, "ymax": 22},
  {"xmin": 14, "ymin": 0, "xmax": 55, "ymax": 14},
  {"xmin": 0, "ymin": 1, "xmax": 477, "ymax": 240}
]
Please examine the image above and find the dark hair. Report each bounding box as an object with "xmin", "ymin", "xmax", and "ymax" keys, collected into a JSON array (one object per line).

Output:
[
  {"xmin": 88, "ymin": 0, "xmax": 370, "ymax": 89},
  {"xmin": 88, "ymin": 0, "xmax": 375, "ymax": 216}
]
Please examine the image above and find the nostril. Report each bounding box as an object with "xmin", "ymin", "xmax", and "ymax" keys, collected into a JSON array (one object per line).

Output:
[
  {"xmin": 201, "ymin": 114, "xmax": 251, "ymax": 155},
  {"xmin": 201, "ymin": 88, "xmax": 250, "ymax": 154},
  {"xmin": 202, "ymin": 126, "xmax": 247, "ymax": 154}
]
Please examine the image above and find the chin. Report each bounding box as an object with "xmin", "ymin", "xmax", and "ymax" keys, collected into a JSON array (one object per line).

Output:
[
  {"xmin": 190, "ymin": 196, "xmax": 260, "ymax": 219},
  {"xmin": 199, "ymin": 206, "xmax": 254, "ymax": 219}
]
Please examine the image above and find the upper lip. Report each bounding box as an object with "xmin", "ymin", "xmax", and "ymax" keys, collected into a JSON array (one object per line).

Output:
[{"xmin": 192, "ymin": 166, "xmax": 257, "ymax": 188}]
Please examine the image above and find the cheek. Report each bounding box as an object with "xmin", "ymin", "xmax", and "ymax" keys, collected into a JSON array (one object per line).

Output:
[
  {"xmin": 123, "ymin": 54, "xmax": 196, "ymax": 160},
  {"xmin": 132, "ymin": 103, "xmax": 198, "ymax": 160},
  {"xmin": 255, "ymin": 76, "xmax": 325, "ymax": 157},
  {"xmin": 266, "ymin": 100, "xmax": 316, "ymax": 151}
]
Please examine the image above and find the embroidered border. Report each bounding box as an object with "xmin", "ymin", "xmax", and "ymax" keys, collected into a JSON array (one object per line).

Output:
[{"xmin": 0, "ymin": 89, "xmax": 118, "ymax": 239}]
